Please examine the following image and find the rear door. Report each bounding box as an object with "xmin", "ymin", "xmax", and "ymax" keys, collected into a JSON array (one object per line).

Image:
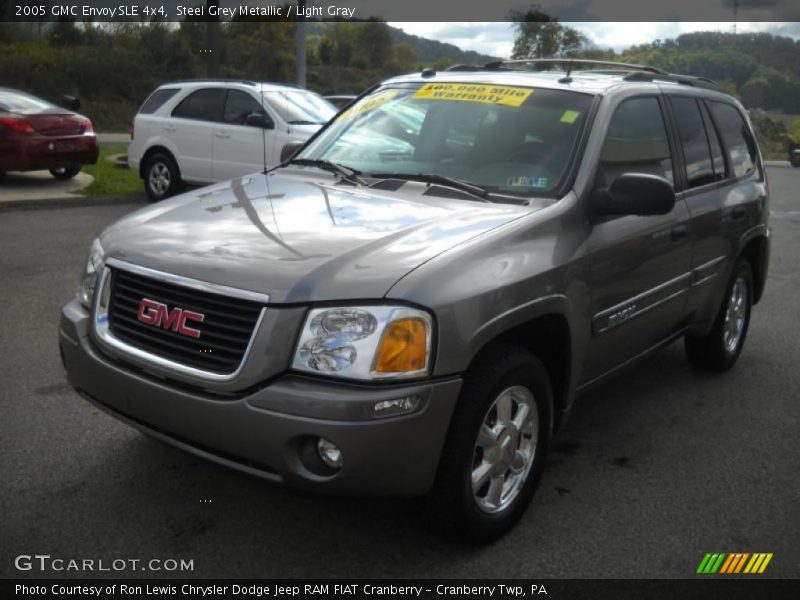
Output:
[
  {"xmin": 673, "ymin": 96, "xmax": 765, "ymax": 321},
  {"xmin": 582, "ymin": 95, "xmax": 693, "ymax": 384},
  {"xmin": 168, "ymin": 88, "xmax": 225, "ymax": 182},
  {"xmin": 212, "ymin": 89, "xmax": 274, "ymax": 180}
]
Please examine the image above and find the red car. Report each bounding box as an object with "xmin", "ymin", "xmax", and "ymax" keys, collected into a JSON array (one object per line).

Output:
[{"xmin": 0, "ymin": 88, "xmax": 99, "ymax": 180}]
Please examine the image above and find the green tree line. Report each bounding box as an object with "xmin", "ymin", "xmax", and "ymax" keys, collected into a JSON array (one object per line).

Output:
[{"xmin": 0, "ymin": 19, "xmax": 422, "ymax": 130}]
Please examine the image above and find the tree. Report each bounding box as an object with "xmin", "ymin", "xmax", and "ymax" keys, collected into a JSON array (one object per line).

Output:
[{"xmin": 509, "ymin": 7, "xmax": 589, "ymax": 59}]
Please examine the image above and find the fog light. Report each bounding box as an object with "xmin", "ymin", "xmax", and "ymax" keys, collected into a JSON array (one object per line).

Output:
[
  {"xmin": 316, "ymin": 438, "xmax": 343, "ymax": 469},
  {"xmin": 373, "ymin": 394, "xmax": 421, "ymax": 417}
]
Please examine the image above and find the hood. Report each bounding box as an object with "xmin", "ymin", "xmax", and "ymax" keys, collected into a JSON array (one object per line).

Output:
[{"xmin": 101, "ymin": 170, "xmax": 539, "ymax": 303}]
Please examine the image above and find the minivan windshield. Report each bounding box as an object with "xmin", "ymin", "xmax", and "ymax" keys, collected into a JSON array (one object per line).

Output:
[
  {"xmin": 264, "ymin": 90, "xmax": 336, "ymax": 125},
  {"xmin": 297, "ymin": 83, "xmax": 594, "ymax": 197}
]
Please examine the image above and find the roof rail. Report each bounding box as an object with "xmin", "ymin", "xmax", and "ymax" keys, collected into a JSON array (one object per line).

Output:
[
  {"xmin": 169, "ymin": 78, "xmax": 259, "ymax": 86},
  {"xmin": 622, "ymin": 70, "xmax": 725, "ymax": 93},
  {"xmin": 443, "ymin": 64, "xmax": 485, "ymax": 72},
  {"xmin": 484, "ymin": 58, "xmax": 667, "ymax": 75}
]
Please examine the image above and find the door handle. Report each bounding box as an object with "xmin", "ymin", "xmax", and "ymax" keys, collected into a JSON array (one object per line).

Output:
[
  {"xmin": 670, "ymin": 225, "xmax": 688, "ymax": 242},
  {"xmin": 163, "ymin": 125, "xmax": 176, "ymax": 132},
  {"xmin": 732, "ymin": 206, "xmax": 746, "ymax": 220},
  {"xmin": 215, "ymin": 131, "xmax": 231, "ymax": 139}
]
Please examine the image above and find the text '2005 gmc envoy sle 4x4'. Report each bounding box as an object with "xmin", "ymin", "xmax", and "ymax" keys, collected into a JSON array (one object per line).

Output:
[{"xmin": 60, "ymin": 60, "xmax": 770, "ymax": 543}]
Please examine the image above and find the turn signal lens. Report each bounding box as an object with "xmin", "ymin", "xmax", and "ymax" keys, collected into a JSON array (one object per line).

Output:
[{"xmin": 375, "ymin": 318, "xmax": 428, "ymax": 374}]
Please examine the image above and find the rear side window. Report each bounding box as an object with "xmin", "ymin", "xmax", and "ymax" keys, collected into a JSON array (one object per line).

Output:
[
  {"xmin": 171, "ymin": 88, "xmax": 225, "ymax": 122},
  {"xmin": 708, "ymin": 101, "xmax": 757, "ymax": 178},
  {"xmin": 671, "ymin": 97, "xmax": 718, "ymax": 189},
  {"xmin": 139, "ymin": 88, "xmax": 180, "ymax": 115},
  {"xmin": 224, "ymin": 90, "xmax": 266, "ymax": 125},
  {"xmin": 599, "ymin": 97, "xmax": 674, "ymax": 187}
]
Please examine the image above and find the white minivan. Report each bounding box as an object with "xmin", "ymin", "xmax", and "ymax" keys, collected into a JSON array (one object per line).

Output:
[{"xmin": 128, "ymin": 80, "xmax": 336, "ymax": 200}]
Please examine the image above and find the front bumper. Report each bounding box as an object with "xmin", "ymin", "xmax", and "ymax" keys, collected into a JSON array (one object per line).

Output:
[{"xmin": 59, "ymin": 300, "xmax": 461, "ymax": 497}]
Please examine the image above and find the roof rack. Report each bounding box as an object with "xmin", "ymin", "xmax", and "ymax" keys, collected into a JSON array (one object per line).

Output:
[
  {"xmin": 480, "ymin": 58, "xmax": 725, "ymax": 93},
  {"xmin": 484, "ymin": 58, "xmax": 667, "ymax": 75}
]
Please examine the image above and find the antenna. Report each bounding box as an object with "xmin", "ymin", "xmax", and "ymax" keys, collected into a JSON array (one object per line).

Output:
[{"xmin": 259, "ymin": 83, "xmax": 268, "ymax": 174}]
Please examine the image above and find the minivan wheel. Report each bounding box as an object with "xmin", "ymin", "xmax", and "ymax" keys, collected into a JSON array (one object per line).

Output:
[
  {"xmin": 425, "ymin": 345, "xmax": 551, "ymax": 544},
  {"xmin": 144, "ymin": 152, "xmax": 182, "ymax": 201},
  {"xmin": 50, "ymin": 166, "xmax": 81, "ymax": 180},
  {"xmin": 685, "ymin": 259, "xmax": 753, "ymax": 372}
]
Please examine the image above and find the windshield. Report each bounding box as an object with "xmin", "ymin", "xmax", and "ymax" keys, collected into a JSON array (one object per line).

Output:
[
  {"xmin": 297, "ymin": 83, "xmax": 594, "ymax": 197},
  {"xmin": 264, "ymin": 90, "xmax": 336, "ymax": 125},
  {"xmin": 0, "ymin": 90, "xmax": 56, "ymax": 114}
]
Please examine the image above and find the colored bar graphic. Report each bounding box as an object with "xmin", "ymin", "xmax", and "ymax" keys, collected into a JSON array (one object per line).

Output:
[
  {"xmin": 699, "ymin": 552, "xmax": 773, "ymax": 574},
  {"xmin": 758, "ymin": 554, "xmax": 773, "ymax": 573}
]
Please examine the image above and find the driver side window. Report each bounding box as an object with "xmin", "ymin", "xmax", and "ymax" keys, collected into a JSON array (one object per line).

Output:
[
  {"xmin": 598, "ymin": 97, "xmax": 674, "ymax": 188},
  {"xmin": 223, "ymin": 90, "xmax": 268, "ymax": 126}
]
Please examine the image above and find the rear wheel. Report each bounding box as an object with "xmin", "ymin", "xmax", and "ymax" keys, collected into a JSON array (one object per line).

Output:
[
  {"xmin": 685, "ymin": 259, "xmax": 753, "ymax": 371},
  {"xmin": 49, "ymin": 166, "xmax": 81, "ymax": 180},
  {"xmin": 144, "ymin": 152, "xmax": 182, "ymax": 201},
  {"xmin": 425, "ymin": 345, "xmax": 552, "ymax": 544}
]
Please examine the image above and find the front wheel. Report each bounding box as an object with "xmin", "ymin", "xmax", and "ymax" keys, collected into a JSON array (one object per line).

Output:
[
  {"xmin": 685, "ymin": 259, "xmax": 753, "ymax": 371},
  {"xmin": 50, "ymin": 166, "xmax": 81, "ymax": 179},
  {"xmin": 425, "ymin": 345, "xmax": 552, "ymax": 544}
]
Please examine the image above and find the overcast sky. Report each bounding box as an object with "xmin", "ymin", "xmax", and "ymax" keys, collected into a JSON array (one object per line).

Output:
[{"xmin": 391, "ymin": 22, "xmax": 800, "ymax": 58}]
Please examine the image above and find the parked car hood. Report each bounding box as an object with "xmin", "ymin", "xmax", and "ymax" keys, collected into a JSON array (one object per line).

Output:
[{"xmin": 101, "ymin": 170, "xmax": 539, "ymax": 303}]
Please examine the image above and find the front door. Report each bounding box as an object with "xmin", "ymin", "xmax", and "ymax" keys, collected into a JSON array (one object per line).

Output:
[
  {"xmin": 581, "ymin": 95, "xmax": 693, "ymax": 384},
  {"xmin": 213, "ymin": 90, "xmax": 275, "ymax": 181}
]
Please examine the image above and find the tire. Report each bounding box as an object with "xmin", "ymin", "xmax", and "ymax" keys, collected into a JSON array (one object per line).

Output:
[
  {"xmin": 685, "ymin": 259, "xmax": 753, "ymax": 372},
  {"xmin": 144, "ymin": 152, "xmax": 182, "ymax": 201},
  {"xmin": 425, "ymin": 344, "xmax": 552, "ymax": 544},
  {"xmin": 49, "ymin": 166, "xmax": 81, "ymax": 180}
]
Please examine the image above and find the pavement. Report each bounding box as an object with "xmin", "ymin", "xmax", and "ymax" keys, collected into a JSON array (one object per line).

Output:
[{"xmin": 0, "ymin": 168, "xmax": 798, "ymax": 579}]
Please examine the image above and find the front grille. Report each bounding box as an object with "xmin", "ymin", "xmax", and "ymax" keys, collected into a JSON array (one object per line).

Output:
[{"xmin": 107, "ymin": 267, "xmax": 264, "ymax": 374}]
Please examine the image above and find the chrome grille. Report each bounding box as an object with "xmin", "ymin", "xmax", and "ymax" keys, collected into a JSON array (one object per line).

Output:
[{"xmin": 106, "ymin": 267, "xmax": 264, "ymax": 374}]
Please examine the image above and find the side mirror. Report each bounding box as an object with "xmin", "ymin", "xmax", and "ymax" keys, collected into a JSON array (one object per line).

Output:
[
  {"xmin": 62, "ymin": 95, "xmax": 80, "ymax": 112},
  {"xmin": 594, "ymin": 173, "xmax": 675, "ymax": 217},
  {"xmin": 245, "ymin": 112, "xmax": 274, "ymax": 129},
  {"xmin": 280, "ymin": 141, "xmax": 304, "ymax": 163}
]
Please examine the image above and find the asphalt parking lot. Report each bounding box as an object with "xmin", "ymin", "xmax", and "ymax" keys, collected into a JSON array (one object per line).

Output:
[{"xmin": 1, "ymin": 167, "xmax": 799, "ymax": 579}]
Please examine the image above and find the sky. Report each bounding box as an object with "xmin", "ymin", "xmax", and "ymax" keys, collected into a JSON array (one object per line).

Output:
[{"xmin": 391, "ymin": 22, "xmax": 800, "ymax": 58}]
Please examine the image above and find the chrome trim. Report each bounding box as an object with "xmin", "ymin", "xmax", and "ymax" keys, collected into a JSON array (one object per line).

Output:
[
  {"xmin": 105, "ymin": 257, "xmax": 271, "ymax": 304},
  {"xmin": 593, "ymin": 272, "xmax": 691, "ymax": 335},
  {"xmin": 92, "ymin": 264, "xmax": 268, "ymax": 383},
  {"xmin": 690, "ymin": 255, "xmax": 726, "ymax": 288}
]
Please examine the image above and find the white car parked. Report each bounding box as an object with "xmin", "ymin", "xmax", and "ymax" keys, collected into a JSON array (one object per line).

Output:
[{"xmin": 128, "ymin": 80, "xmax": 336, "ymax": 200}]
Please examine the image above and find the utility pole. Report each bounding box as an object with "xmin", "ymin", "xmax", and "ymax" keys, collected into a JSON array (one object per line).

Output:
[
  {"xmin": 206, "ymin": 0, "xmax": 220, "ymax": 77},
  {"xmin": 296, "ymin": 0, "xmax": 306, "ymax": 87}
]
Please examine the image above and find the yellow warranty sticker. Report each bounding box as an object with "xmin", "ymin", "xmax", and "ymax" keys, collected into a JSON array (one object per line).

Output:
[
  {"xmin": 339, "ymin": 90, "xmax": 398, "ymax": 121},
  {"xmin": 560, "ymin": 110, "xmax": 581, "ymax": 124},
  {"xmin": 413, "ymin": 83, "xmax": 533, "ymax": 107}
]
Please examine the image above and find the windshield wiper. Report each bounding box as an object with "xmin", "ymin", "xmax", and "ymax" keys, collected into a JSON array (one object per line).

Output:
[
  {"xmin": 287, "ymin": 158, "xmax": 366, "ymax": 186},
  {"xmin": 288, "ymin": 119, "xmax": 323, "ymax": 125},
  {"xmin": 367, "ymin": 172, "xmax": 491, "ymax": 202}
]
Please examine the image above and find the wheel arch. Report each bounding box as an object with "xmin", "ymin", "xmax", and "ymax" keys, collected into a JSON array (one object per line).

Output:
[
  {"xmin": 139, "ymin": 145, "xmax": 180, "ymax": 180},
  {"xmin": 462, "ymin": 297, "xmax": 577, "ymax": 432},
  {"xmin": 739, "ymin": 231, "xmax": 769, "ymax": 305}
]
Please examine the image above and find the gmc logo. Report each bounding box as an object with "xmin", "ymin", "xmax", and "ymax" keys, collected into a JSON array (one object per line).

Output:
[{"xmin": 136, "ymin": 298, "xmax": 205, "ymax": 338}]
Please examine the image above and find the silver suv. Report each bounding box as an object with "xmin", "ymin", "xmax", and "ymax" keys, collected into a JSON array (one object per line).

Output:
[
  {"xmin": 61, "ymin": 60, "xmax": 770, "ymax": 543},
  {"xmin": 128, "ymin": 79, "xmax": 335, "ymax": 200}
]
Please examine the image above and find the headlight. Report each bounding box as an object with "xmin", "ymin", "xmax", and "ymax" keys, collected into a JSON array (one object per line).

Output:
[
  {"xmin": 292, "ymin": 306, "xmax": 433, "ymax": 380},
  {"xmin": 77, "ymin": 238, "xmax": 104, "ymax": 309}
]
